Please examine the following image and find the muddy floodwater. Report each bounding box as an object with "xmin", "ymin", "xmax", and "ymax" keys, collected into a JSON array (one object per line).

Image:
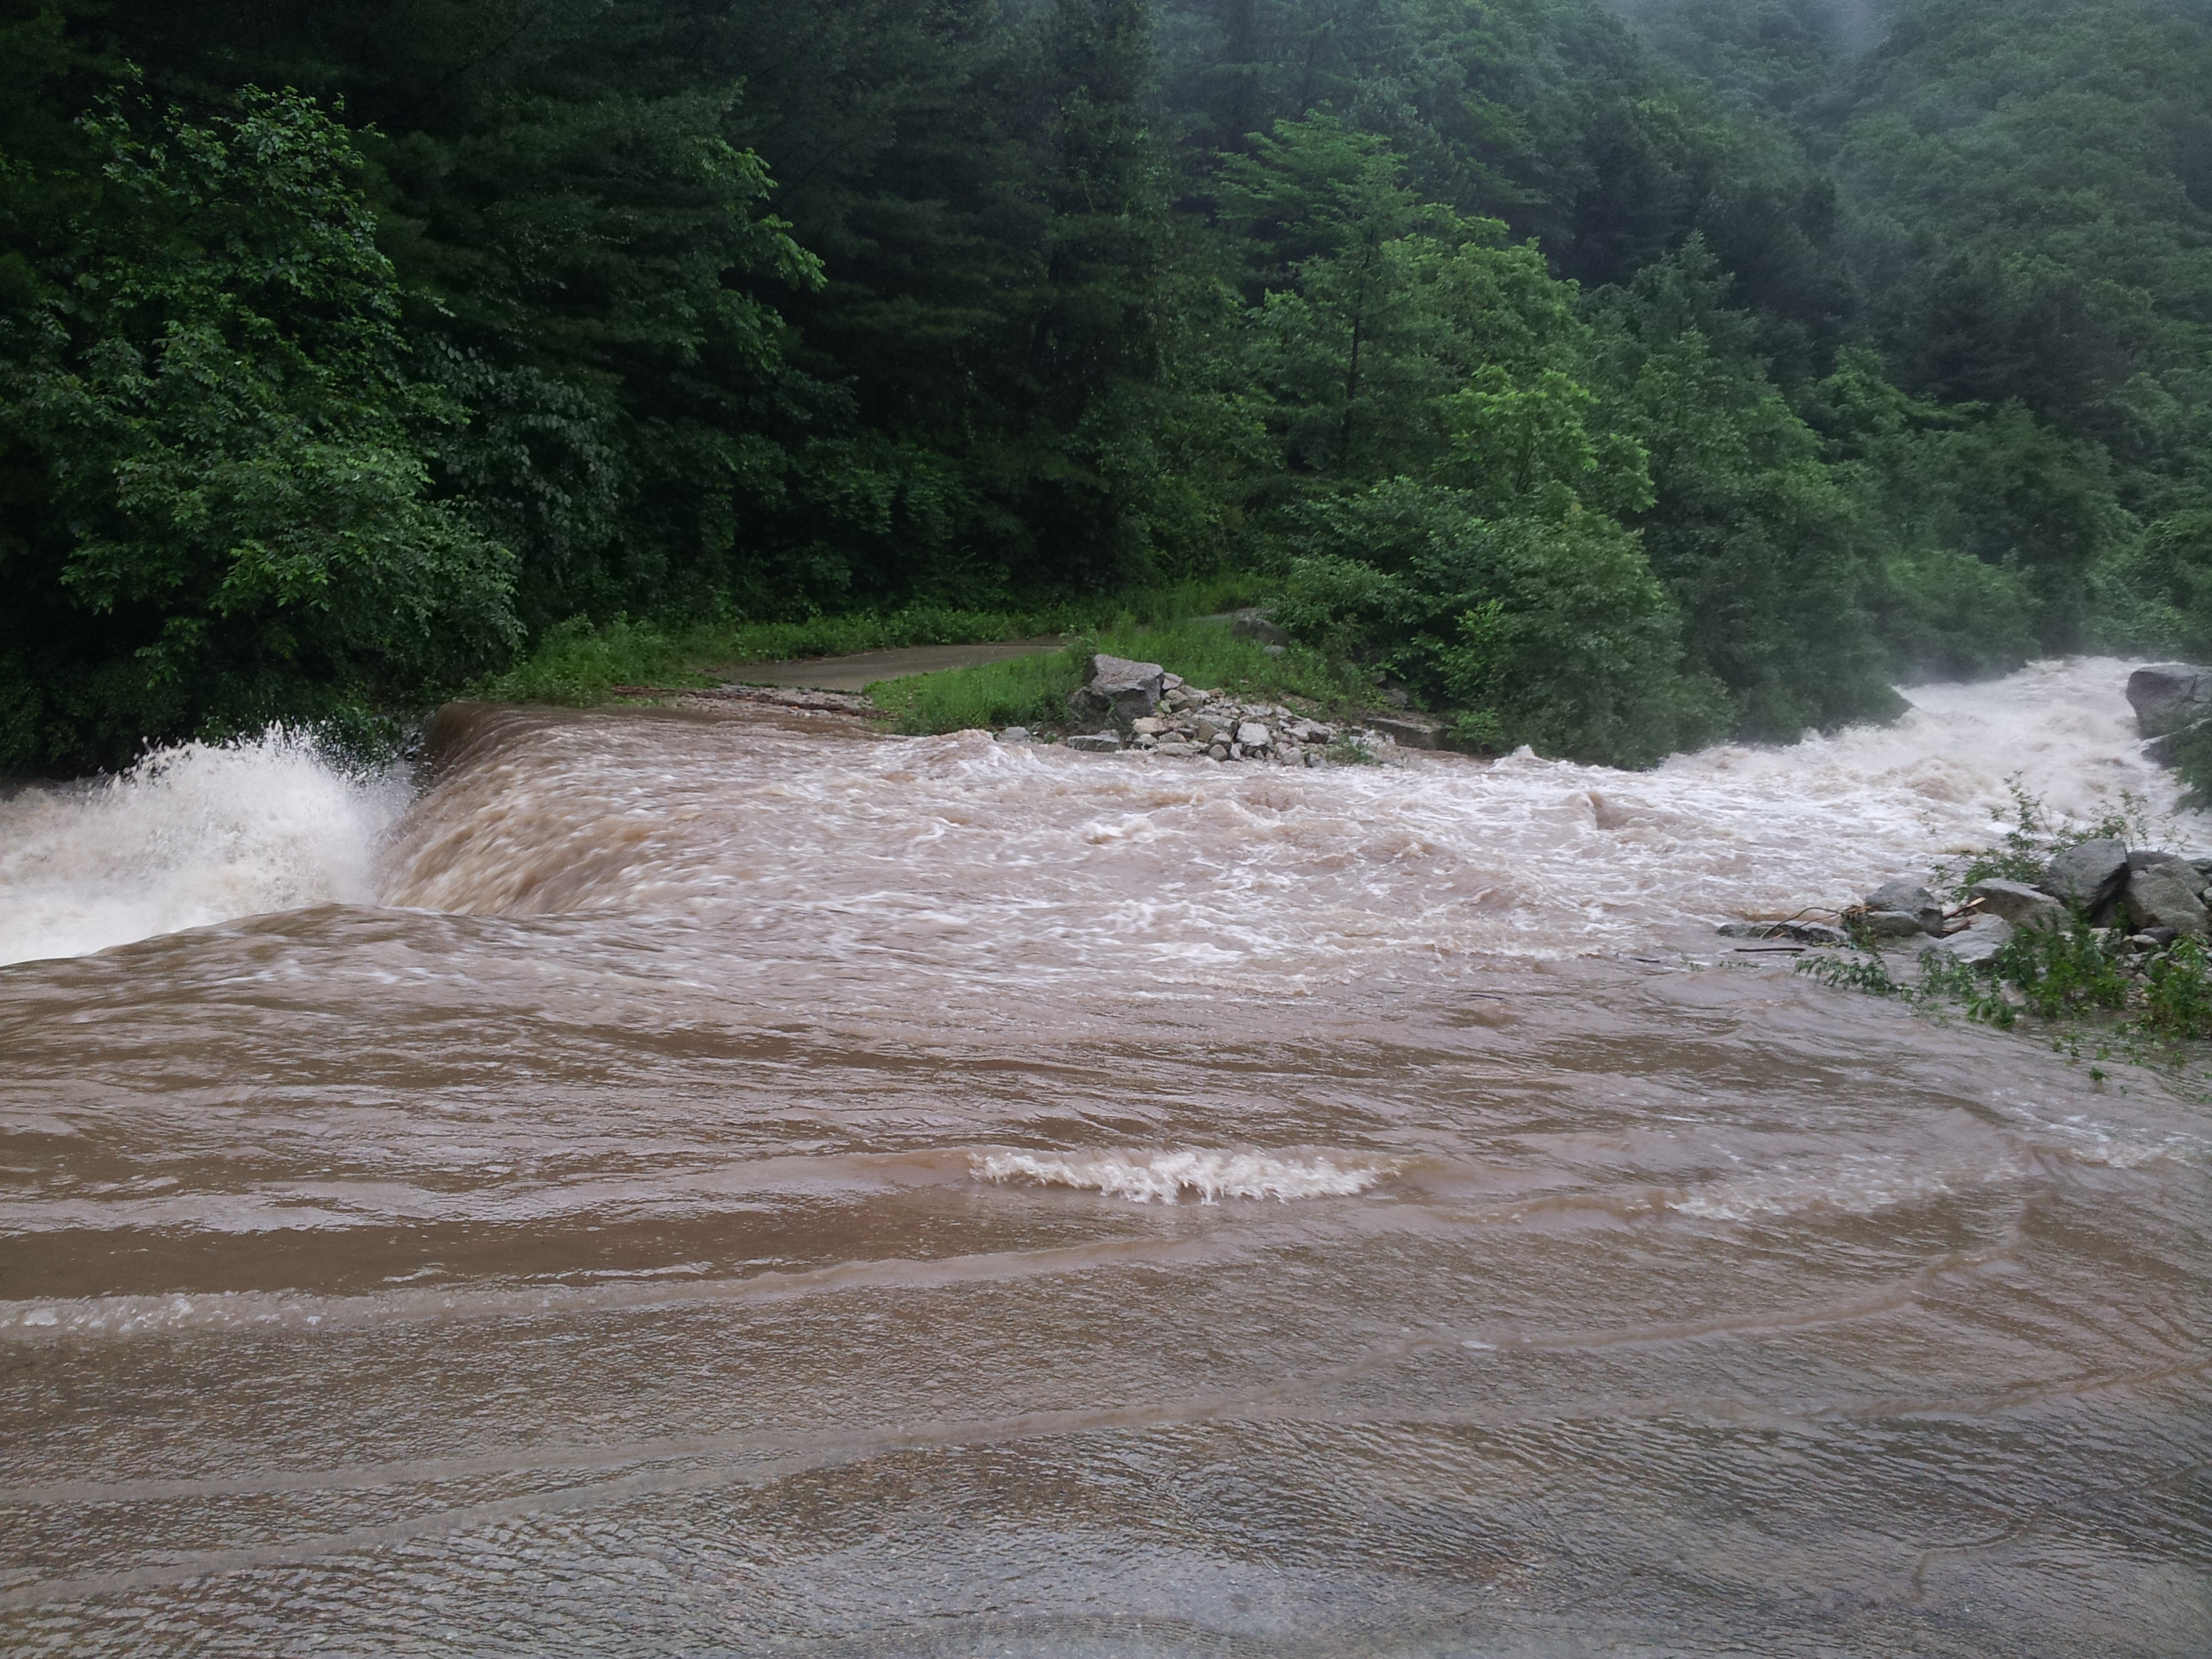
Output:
[{"xmin": 1, "ymin": 659, "xmax": 2207, "ymax": 1656}]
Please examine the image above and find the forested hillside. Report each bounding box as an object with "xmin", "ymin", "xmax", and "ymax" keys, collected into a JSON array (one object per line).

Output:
[{"xmin": 5, "ymin": 0, "xmax": 2209, "ymax": 771}]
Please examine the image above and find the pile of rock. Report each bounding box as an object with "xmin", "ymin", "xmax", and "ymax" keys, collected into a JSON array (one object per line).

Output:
[
  {"xmin": 1008, "ymin": 653, "xmax": 1387, "ymax": 766},
  {"xmin": 1725, "ymin": 840, "xmax": 2212, "ymax": 966}
]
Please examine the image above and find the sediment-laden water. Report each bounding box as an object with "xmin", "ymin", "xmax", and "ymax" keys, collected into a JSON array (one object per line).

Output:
[{"xmin": 1, "ymin": 659, "xmax": 2206, "ymax": 1655}]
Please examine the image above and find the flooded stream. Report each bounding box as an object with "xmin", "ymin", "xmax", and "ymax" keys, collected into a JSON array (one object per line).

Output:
[{"xmin": 2, "ymin": 659, "xmax": 2206, "ymax": 1655}]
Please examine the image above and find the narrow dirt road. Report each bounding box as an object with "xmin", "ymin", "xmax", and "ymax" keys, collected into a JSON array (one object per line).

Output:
[{"xmin": 713, "ymin": 635, "xmax": 1065, "ymax": 691}]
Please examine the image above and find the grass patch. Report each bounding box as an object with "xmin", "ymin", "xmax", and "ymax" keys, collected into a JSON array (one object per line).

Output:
[
  {"xmin": 867, "ymin": 651, "xmax": 1084, "ymax": 735},
  {"xmin": 470, "ymin": 616, "xmax": 713, "ymax": 706},
  {"xmin": 867, "ymin": 617, "xmax": 1368, "ymax": 737},
  {"xmin": 470, "ymin": 575, "xmax": 1273, "ymax": 708}
]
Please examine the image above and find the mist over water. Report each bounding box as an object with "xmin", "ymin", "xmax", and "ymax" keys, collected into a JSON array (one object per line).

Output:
[{"xmin": 2, "ymin": 661, "xmax": 2207, "ymax": 1656}]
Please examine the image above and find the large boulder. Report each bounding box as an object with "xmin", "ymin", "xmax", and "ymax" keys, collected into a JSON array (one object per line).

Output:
[
  {"xmin": 1966, "ymin": 878, "xmax": 2066, "ymax": 930},
  {"xmin": 1368, "ymin": 714, "xmax": 1445, "ymax": 750},
  {"xmin": 1864, "ymin": 879, "xmax": 1945, "ymax": 935},
  {"xmin": 1860, "ymin": 910, "xmax": 1930, "ymax": 939},
  {"xmin": 2038, "ymin": 838, "xmax": 2129, "ymax": 912},
  {"xmin": 1066, "ymin": 655, "xmax": 1165, "ymax": 728},
  {"xmin": 1921, "ymin": 913, "xmax": 2013, "ymax": 967},
  {"xmin": 2126, "ymin": 861, "xmax": 2209, "ymax": 937},
  {"xmin": 2144, "ymin": 719, "xmax": 2211, "ymax": 768},
  {"xmin": 2127, "ymin": 664, "xmax": 2212, "ymax": 736},
  {"xmin": 1227, "ymin": 608, "xmax": 1290, "ymax": 647}
]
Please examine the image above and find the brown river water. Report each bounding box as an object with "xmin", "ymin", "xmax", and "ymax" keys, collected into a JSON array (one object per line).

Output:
[{"xmin": 1, "ymin": 658, "xmax": 2207, "ymax": 1655}]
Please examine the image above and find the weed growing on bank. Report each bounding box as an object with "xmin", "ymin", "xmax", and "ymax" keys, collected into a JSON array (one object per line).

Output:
[
  {"xmin": 1799, "ymin": 914, "xmax": 2212, "ymax": 1077},
  {"xmin": 1796, "ymin": 779, "xmax": 2212, "ymax": 1079},
  {"xmin": 867, "ymin": 619, "xmax": 1367, "ymax": 737},
  {"xmin": 473, "ymin": 578, "xmax": 1273, "ymax": 708},
  {"xmin": 1931, "ymin": 781, "xmax": 2160, "ymax": 898}
]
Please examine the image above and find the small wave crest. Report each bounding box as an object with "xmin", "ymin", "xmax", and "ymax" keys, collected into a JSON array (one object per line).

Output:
[
  {"xmin": 0, "ymin": 731, "xmax": 405, "ymax": 966},
  {"xmin": 973, "ymin": 1148, "xmax": 1387, "ymax": 1204}
]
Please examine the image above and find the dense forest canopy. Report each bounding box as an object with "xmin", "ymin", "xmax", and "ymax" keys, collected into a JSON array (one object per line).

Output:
[{"xmin": 4, "ymin": 0, "xmax": 2209, "ymax": 771}]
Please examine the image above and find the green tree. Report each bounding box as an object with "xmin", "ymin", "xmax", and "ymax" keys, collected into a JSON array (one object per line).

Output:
[
  {"xmin": 0, "ymin": 85, "xmax": 518, "ymax": 771},
  {"xmin": 1591, "ymin": 239, "xmax": 1901, "ymax": 737}
]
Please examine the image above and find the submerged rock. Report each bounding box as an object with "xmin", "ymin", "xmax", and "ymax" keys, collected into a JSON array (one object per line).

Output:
[
  {"xmin": 1717, "ymin": 920, "xmax": 1847, "ymax": 945},
  {"xmin": 2038, "ymin": 838, "xmax": 2129, "ymax": 911},
  {"xmin": 1063, "ymin": 732, "xmax": 1120, "ymax": 753},
  {"xmin": 996, "ymin": 726, "xmax": 1031, "ymax": 744}
]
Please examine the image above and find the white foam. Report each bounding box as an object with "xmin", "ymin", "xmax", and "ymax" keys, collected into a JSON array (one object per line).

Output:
[
  {"xmin": 974, "ymin": 1149, "xmax": 1387, "ymax": 1203},
  {"xmin": 0, "ymin": 731, "xmax": 407, "ymax": 966},
  {"xmin": 372, "ymin": 657, "xmax": 2208, "ymax": 981}
]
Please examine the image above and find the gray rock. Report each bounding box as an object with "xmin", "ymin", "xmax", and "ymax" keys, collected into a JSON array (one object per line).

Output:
[
  {"xmin": 1066, "ymin": 654, "xmax": 1166, "ymax": 727},
  {"xmin": 2038, "ymin": 838, "xmax": 2129, "ymax": 911},
  {"xmin": 1860, "ymin": 910, "xmax": 1929, "ymax": 939},
  {"xmin": 2129, "ymin": 848, "xmax": 2207, "ymax": 891},
  {"xmin": 1922, "ymin": 914, "xmax": 2013, "ymax": 967},
  {"xmin": 1063, "ymin": 733, "xmax": 1120, "ymax": 753},
  {"xmin": 2126, "ymin": 860, "xmax": 2209, "ymax": 936},
  {"xmin": 1153, "ymin": 740, "xmax": 1201, "ymax": 758},
  {"xmin": 1966, "ymin": 878, "xmax": 2066, "ymax": 930},
  {"xmin": 1207, "ymin": 743, "xmax": 1229, "ymax": 761},
  {"xmin": 1235, "ymin": 721, "xmax": 1271, "ymax": 750},
  {"xmin": 2144, "ymin": 720, "xmax": 2211, "ymax": 767},
  {"xmin": 1227, "ymin": 609, "xmax": 1290, "ymax": 647},
  {"xmin": 2127, "ymin": 663, "xmax": 2212, "ymax": 736},
  {"xmin": 1367, "ymin": 714, "xmax": 1445, "ymax": 751},
  {"xmin": 995, "ymin": 726, "xmax": 1031, "ymax": 744},
  {"xmin": 1864, "ymin": 880, "xmax": 1945, "ymax": 935}
]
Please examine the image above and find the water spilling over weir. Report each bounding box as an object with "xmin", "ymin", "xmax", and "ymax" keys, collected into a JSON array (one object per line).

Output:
[{"xmin": 1, "ymin": 659, "xmax": 2206, "ymax": 1655}]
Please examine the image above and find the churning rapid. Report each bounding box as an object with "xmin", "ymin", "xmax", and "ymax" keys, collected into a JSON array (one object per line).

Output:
[{"xmin": 2, "ymin": 659, "xmax": 2206, "ymax": 1656}]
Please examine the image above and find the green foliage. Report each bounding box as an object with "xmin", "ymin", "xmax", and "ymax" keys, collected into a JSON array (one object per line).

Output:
[
  {"xmin": 1799, "ymin": 918, "xmax": 2212, "ymax": 1057},
  {"xmin": 1797, "ymin": 947, "xmax": 1908, "ymax": 1000},
  {"xmin": 470, "ymin": 617, "xmax": 708, "ymax": 708},
  {"xmin": 1, "ymin": 81, "xmax": 518, "ymax": 771},
  {"xmin": 473, "ymin": 575, "xmax": 1273, "ymax": 708},
  {"xmin": 1277, "ymin": 478, "xmax": 1724, "ymax": 766},
  {"xmin": 1933, "ymin": 777, "xmax": 2158, "ymax": 899},
  {"xmin": 10, "ymin": 0, "xmax": 2212, "ymax": 773},
  {"xmin": 869, "ymin": 617, "xmax": 1358, "ymax": 736},
  {"xmin": 2142, "ymin": 937, "xmax": 2212, "ymax": 1042},
  {"xmin": 1593, "ymin": 240, "xmax": 1904, "ymax": 737},
  {"xmin": 868, "ymin": 651, "xmax": 1086, "ymax": 737}
]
